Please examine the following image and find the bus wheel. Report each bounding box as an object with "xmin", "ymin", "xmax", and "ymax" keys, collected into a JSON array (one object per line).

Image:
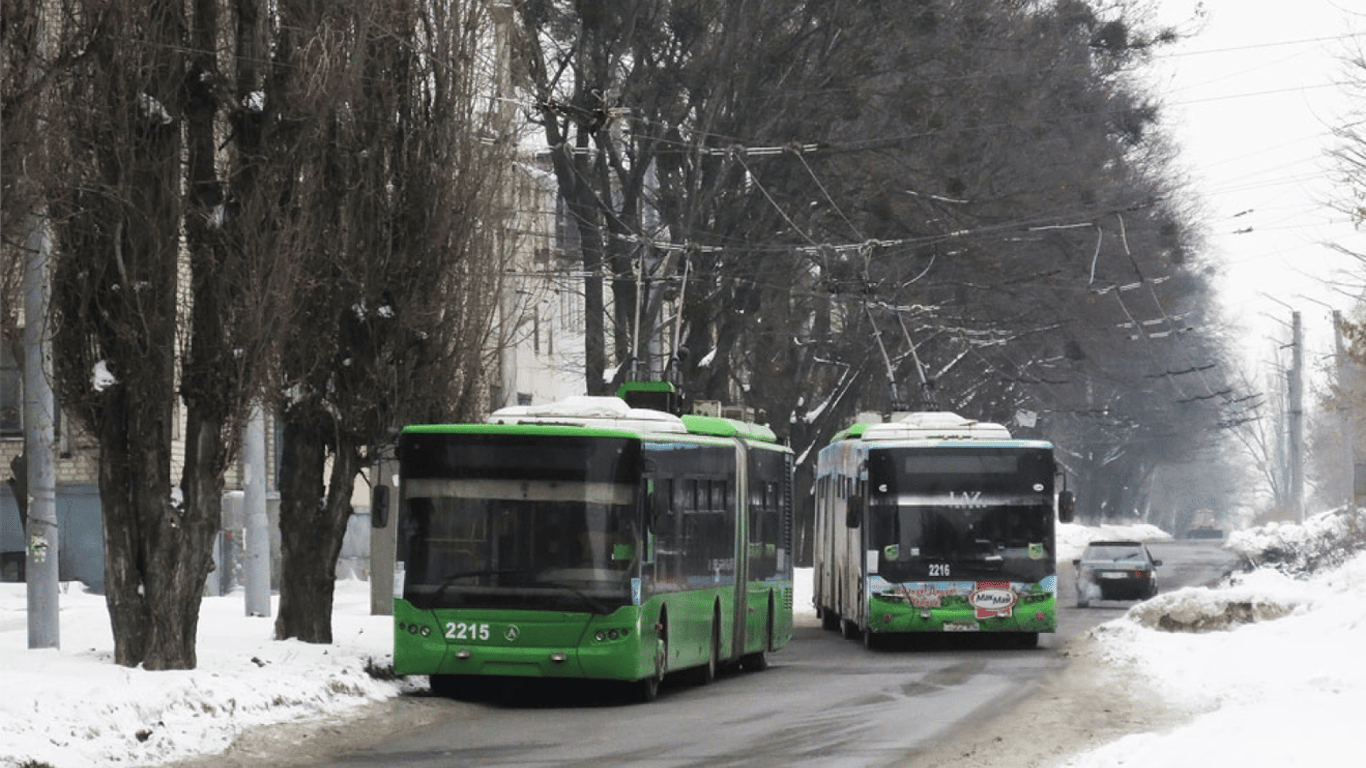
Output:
[
  {"xmin": 692, "ymin": 618, "xmax": 719, "ymax": 685},
  {"xmin": 742, "ymin": 602, "xmax": 774, "ymax": 672},
  {"xmin": 840, "ymin": 618, "xmax": 859, "ymax": 640},
  {"xmin": 636, "ymin": 674, "xmax": 661, "ymax": 703},
  {"xmin": 820, "ymin": 608, "xmax": 840, "ymax": 632},
  {"xmin": 429, "ymin": 674, "xmax": 459, "ymax": 698}
]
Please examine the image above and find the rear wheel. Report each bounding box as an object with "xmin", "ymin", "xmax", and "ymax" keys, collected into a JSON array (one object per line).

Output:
[
  {"xmin": 742, "ymin": 600, "xmax": 774, "ymax": 672},
  {"xmin": 840, "ymin": 617, "xmax": 859, "ymax": 640},
  {"xmin": 691, "ymin": 616, "xmax": 719, "ymax": 685},
  {"xmin": 820, "ymin": 607, "xmax": 840, "ymax": 631}
]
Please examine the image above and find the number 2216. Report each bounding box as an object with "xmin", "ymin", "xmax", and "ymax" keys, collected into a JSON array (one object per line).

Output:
[{"xmin": 928, "ymin": 563, "xmax": 951, "ymax": 577}]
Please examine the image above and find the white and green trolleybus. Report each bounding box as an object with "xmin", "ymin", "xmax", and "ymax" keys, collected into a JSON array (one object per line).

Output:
[
  {"xmin": 813, "ymin": 411, "xmax": 1074, "ymax": 649},
  {"xmin": 390, "ymin": 384, "xmax": 794, "ymax": 701}
]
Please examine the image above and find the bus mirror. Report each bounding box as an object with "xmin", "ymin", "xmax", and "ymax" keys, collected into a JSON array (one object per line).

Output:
[
  {"xmin": 371, "ymin": 485, "xmax": 390, "ymax": 529},
  {"xmin": 845, "ymin": 497, "xmax": 863, "ymax": 528},
  {"xmin": 1057, "ymin": 490, "xmax": 1075, "ymax": 523}
]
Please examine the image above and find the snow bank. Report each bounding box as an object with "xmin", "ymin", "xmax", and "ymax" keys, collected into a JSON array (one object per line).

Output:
[
  {"xmin": 1062, "ymin": 510, "xmax": 1366, "ymax": 766},
  {"xmin": 1226, "ymin": 506, "xmax": 1366, "ymax": 575},
  {"xmin": 1057, "ymin": 520, "xmax": 1172, "ymax": 563},
  {"xmin": 0, "ymin": 580, "xmax": 412, "ymax": 768}
]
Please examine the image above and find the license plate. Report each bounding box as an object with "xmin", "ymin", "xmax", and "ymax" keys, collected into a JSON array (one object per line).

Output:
[
  {"xmin": 1100, "ymin": 572, "xmax": 1129, "ymax": 579},
  {"xmin": 944, "ymin": 622, "xmax": 980, "ymax": 632}
]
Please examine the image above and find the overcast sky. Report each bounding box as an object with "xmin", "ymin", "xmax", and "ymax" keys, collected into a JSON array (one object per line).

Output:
[{"xmin": 1147, "ymin": 0, "xmax": 1366, "ymax": 370}]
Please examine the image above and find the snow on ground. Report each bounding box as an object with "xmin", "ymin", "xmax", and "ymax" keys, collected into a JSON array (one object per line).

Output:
[
  {"xmin": 0, "ymin": 581, "xmax": 414, "ymax": 768},
  {"xmin": 1059, "ymin": 508, "xmax": 1366, "ymax": 768},
  {"xmin": 3, "ymin": 511, "xmax": 1363, "ymax": 768}
]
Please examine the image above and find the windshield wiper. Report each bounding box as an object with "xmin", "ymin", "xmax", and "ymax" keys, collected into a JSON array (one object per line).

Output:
[
  {"xmin": 419, "ymin": 568, "xmax": 530, "ymax": 607},
  {"xmin": 523, "ymin": 579, "xmax": 616, "ymax": 615}
]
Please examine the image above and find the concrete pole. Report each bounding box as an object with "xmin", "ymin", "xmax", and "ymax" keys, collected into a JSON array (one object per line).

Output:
[
  {"xmin": 369, "ymin": 455, "xmax": 397, "ymax": 616},
  {"xmin": 1289, "ymin": 311, "xmax": 1305, "ymax": 523},
  {"xmin": 1334, "ymin": 311, "xmax": 1356, "ymax": 509},
  {"xmin": 24, "ymin": 214, "xmax": 59, "ymax": 649},
  {"xmin": 243, "ymin": 403, "xmax": 271, "ymax": 616}
]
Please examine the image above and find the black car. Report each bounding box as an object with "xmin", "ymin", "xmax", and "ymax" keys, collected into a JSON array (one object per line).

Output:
[{"xmin": 1073, "ymin": 540, "xmax": 1162, "ymax": 607}]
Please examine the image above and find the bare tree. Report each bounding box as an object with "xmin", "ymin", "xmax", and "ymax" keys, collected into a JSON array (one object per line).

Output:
[
  {"xmin": 515, "ymin": 0, "xmax": 1241, "ymax": 530},
  {"xmin": 38, "ymin": 0, "xmax": 296, "ymax": 668},
  {"xmin": 43, "ymin": 1, "xmax": 209, "ymax": 669},
  {"xmin": 268, "ymin": 0, "xmax": 512, "ymax": 643},
  {"xmin": 1, "ymin": 0, "xmax": 48, "ymax": 310}
]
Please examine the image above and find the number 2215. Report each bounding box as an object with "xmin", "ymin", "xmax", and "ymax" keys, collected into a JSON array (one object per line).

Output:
[{"xmin": 445, "ymin": 622, "xmax": 490, "ymax": 640}]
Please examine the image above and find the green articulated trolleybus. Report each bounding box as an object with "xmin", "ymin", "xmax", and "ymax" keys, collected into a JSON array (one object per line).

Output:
[
  {"xmin": 389, "ymin": 383, "xmax": 795, "ymax": 701},
  {"xmin": 814, "ymin": 411, "xmax": 1074, "ymax": 649}
]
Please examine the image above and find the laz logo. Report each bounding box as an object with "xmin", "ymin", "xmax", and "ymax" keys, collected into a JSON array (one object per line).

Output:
[{"xmin": 948, "ymin": 491, "xmax": 985, "ymax": 508}]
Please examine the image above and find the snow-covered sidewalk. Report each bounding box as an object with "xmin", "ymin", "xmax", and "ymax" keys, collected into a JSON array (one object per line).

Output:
[{"xmin": 1, "ymin": 580, "xmax": 411, "ymax": 768}]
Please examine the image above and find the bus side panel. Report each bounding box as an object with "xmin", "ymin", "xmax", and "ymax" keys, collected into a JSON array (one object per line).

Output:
[
  {"xmin": 837, "ymin": 445, "xmax": 866, "ymax": 631},
  {"xmin": 814, "ymin": 440, "xmax": 867, "ymax": 631},
  {"xmin": 741, "ymin": 447, "xmax": 795, "ymax": 656},
  {"xmin": 655, "ymin": 586, "xmax": 731, "ymax": 674},
  {"xmin": 813, "ymin": 446, "xmax": 838, "ymax": 622},
  {"xmin": 731, "ymin": 440, "xmax": 751, "ymax": 663}
]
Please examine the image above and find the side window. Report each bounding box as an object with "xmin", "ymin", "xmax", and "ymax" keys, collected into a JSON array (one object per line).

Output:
[{"xmin": 0, "ymin": 342, "xmax": 21, "ymax": 436}]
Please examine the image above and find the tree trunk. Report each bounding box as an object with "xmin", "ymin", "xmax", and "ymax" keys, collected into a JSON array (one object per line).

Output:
[
  {"xmin": 97, "ymin": 369, "xmax": 210, "ymax": 669},
  {"xmin": 274, "ymin": 422, "xmax": 360, "ymax": 643}
]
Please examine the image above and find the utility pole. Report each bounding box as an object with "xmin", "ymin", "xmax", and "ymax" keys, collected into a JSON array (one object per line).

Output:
[
  {"xmin": 1334, "ymin": 310, "xmax": 1357, "ymax": 509},
  {"xmin": 24, "ymin": 213, "xmax": 59, "ymax": 649},
  {"xmin": 243, "ymin": 403, "xmax": 270, "ymax": 616},
  {"xmin": 1289, "ymin": 311, "xmax": 1304, "ymax": 523}
]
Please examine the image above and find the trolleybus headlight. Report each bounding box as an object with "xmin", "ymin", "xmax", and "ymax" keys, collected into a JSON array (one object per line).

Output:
[
  {"xmin": 407, "ymin": 623, "xmax": 420, "ymax": 634},
  {"xmin": 920, "ymin": 611, "xmax": 932, "ymax": 620},
  {"xmin": 595, "ymin": 630, "xmax": 606, "ymax": 642},
  {"xmin": 420, "ymin": 626, "xmax": 432, "ymax": 637},
  {"xmin": 550, "ymin": 652, "xmax": 569, "ymax": 663}
]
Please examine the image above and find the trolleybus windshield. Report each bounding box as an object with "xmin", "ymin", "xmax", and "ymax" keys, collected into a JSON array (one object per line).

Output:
[
  {"xmin": 398, "ymin": 432, "xmax": 644, "ymax": 613},
  {"xmin": 866, "ymin": 446, "xmax": 1055, "ymax": 583}
]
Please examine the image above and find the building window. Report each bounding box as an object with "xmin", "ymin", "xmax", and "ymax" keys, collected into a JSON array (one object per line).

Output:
[{"xmin": 1, "ymin": 342, "xmax": 21, "ymax": 436}]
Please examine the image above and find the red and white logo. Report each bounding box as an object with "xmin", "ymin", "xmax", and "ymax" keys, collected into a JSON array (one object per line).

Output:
[{"xmin": 969, "ymin": 581, "xmax": 1017, "ymax": 619}]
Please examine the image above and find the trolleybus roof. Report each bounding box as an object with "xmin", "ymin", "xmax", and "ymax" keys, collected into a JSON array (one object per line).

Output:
[{"xmin": 834, "ymin": 411, "xmax": 1013, "ymax": 442}]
